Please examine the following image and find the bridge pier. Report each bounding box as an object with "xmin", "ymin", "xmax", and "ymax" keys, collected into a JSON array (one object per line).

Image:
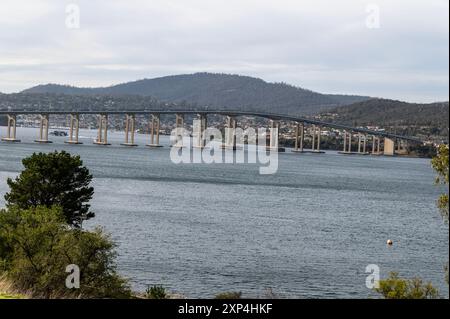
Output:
[
  {"xmin": 147, "ymin": 114, "xmax": 162, "ymax": 147},
  {"xmin": 371, "ymin": 136, "xmax": 382, "ymax": 155},
  {"xmin": 310, "ymin": 125, "xmax": 324, "ymax": 153},
  {"xmin": 172, "ymin": 113, "xmax": 184, "ymax": 148},
  {"xmin": 222, "ymin": 115, "xmax": 238, "ymax": 150},
  {"xmin": 1, "ymin": 114, "xmax": 20, "ymax": 142},
  {"xmin": 94, "ymin": 114, "xmax": 110, "ymax": 145},
  {"xmin": 343, "ymin": 131, "xmax": 347, "ymax": 153},
  {"xmin": 267, "ymin": 120, "xmax": 285, "ymax": 152},
  {"xmin": 384, "ymin": 137, "xmax": 395, "ymax": 156},
  {"xmin": 121, "ymin": 114, "xmax": 138, "ymax": 146},
  {"xmin": 292, "ymin": 122, "xmax": 305, "ymax": 153},
  {"xmin": 357, "ymin": 134, "xmax": 369, "ymax": 155},
  {"xmin": 34, "ymin": 114, "xmax": 52, "ymax": 143},
  {"xmin": 339, "ymin": 131, "xmax": 353, "ymax": 154},
  {"xmin": 65, "ymin": 113, "xmax": 82, "ymax": 144},
  {"xmin": 193, "ymin": 113, "xmax": 207, "ymax": 149},
  {"xmin": 358, "ymin": 134, "xmax": 361, "ymax": 153},
  {"xmin": 396, "ymin": 139, "xmax": 408, "ymax": 155}
]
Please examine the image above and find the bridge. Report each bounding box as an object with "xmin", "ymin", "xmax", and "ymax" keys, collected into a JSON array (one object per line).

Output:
[{"xmin": 0, "ymin": 109, "xmax": 421, "ymax": 156}]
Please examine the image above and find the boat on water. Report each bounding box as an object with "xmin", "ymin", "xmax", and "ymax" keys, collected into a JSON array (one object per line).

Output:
[{"xmin": 49, "ymin": 130, "xmax": 68, "ymax": 136}]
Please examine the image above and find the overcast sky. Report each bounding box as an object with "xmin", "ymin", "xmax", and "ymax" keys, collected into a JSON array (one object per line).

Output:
[{"xmin": 0, "ymin": 0, "xmax": 448, "ymax": 102}]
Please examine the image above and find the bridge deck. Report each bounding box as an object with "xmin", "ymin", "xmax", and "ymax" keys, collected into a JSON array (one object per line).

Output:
[{"xmin": 0, "ymin": 110, "xmax": 422, "ymax": 143}]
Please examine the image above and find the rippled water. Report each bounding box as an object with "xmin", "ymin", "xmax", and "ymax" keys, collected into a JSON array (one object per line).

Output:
[{"xmin": 0, "ymin": 127, "xmax": 448, "ymax": 298}]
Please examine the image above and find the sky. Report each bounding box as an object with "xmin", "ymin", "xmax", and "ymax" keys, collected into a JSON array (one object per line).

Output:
[{"xmin": 0, "ymin": 0, "xmax": 448, "ymax": 102}]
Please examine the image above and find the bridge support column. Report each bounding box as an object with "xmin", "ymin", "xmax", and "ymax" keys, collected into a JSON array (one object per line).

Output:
[
  {"xmin": 310, "ymin": 125, "xmax": 323, "ymax": 153},
  {"xmin": 371, "ymin": 136, "xmax": 382, "ymax": 155},
  {"xmin": 292, "ymin": 122, "xmax": 304, "ymax": 153},
  {"xmin": 363, "ymin": 135, "xmax": 366, "ymax": 153},
  {"xmin": 35, "ymin": 114, "xmax": 52, "ymax": 143},
  {"xmin": 340, "ymin": 131, "xmax": 353, "ymax": 154},
  {"xmin": 384, "ymin": 137, "xmax": 394, "ymax": 156},
  {"xmin": 94, "ymin": 114, "xmax": 110, "ymax": 145},
  {"xmin": 147, "ymin": 114, "xmax": 162, "ymax": 147},
  {"xmin": 316, "ymin": 126, "xmax": 321, "ymax": 152},
  {"xmin": 267, "ymin": 120, "xmax": 285, "ymax": 152},
  {"xmin": 372, "ymin": 136, "xmax": 376, "ymax": 154},
  {"xmin": 311, "ymin": 125, "xmax": 316, "ymax": 151},
  {"xmin": 193, "ymin": 113, "xmax": 207, "ymax": 149},
  {"xmin": 65, "ymin": 113, "xmax": 82, "ymax": 144},
  {"xmin": 121, "ymin": 114, "xmax": 138, "ymax": 146},
  {"xmin": 358, "ymin": 134, "xmax": 362, "ymax": 153},
  {"xmin": 377, "ymin": 137, "xmax": 381, "ymax": 154},
  {"xmin": 356, "ymin": 134, "xmax": 368, "ymax": 155},
  {"xmin": 343, "ymin": 131, "xmax": 347, "ymax": 153},
  {"xmin": 1, "ymin": 114, "xmax": 20, "ymax": 142},
  {"xmin": 222, "ymin": 115, "xmax": 238, "ymax": 150},
  {"xmin": 396, "ymin": 139, "xmax": 408, "ymax": 155},
  {"xmin": 172, "ymin": 113, "xmax": 184, "ymax": 148},
  {"xmin": 348, "ymin": 133, "xmax": 352, "ymax": 153}
]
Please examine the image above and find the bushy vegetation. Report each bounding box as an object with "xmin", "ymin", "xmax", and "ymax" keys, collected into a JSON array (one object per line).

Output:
[
  {"xmin": 0, "ymin": 205, "xmax": 131, "ymax": 298},
  {"xmin": 214, "ymin": 291, "xmax": 242, "ymax": 299},
  {"xmin": 145, "ymin": 285, "xmax": 167, "ymax": 299},
  {"xmin": 0, "ymin": 151, "xmax": 131, "ymax": 298},
  {"xmin": 375, "ymin": 272, "xmax": 439, "ymax": 299},
  {"xmin": 0, "ymin": 275, "xmax": 27, "ymax": 299},
  {"xmin": 431, "ymin": 144, "xmax": 449, "ymax": 223}
]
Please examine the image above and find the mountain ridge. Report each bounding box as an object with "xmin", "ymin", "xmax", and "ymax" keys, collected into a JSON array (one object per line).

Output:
[{"xmin": 22, "ymin": 73, "xmax": 370, "ymax": 115}]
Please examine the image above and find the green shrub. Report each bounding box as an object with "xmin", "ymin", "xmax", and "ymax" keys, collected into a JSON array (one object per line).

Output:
[
  {"xmin": 375, "ymin": 272, "xmax": 439, "ymax": 299},
  {"xmin": 146, "ymin": 285, "xmax": 167, "ymax": 299},
  {"xmin": 214, "ymin": 291, "xmax": 242, "ymax": 299},
  {"xmin": 431, "ymin": 144, "xmax": 449, "ymax": 223},
  {"xmin": 0, "ymin": 206, "xmax": 131, "ymax": 298}
]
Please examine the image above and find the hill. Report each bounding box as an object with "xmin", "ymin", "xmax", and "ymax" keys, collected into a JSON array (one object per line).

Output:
[
  {"xmin": 321, "ymin": 98, "xmax": 449, "ymax": 127},
  {"xmin": 22, "ymin": 73, "xmax": 370, "ymax": 115},
  {"xmin": 319, "ymin": 98, "xmax": 449, "ymax": 139}
]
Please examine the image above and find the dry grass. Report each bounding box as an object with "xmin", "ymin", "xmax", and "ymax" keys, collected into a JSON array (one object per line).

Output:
[{"xmin": 0, "ymin": 275, "xmax": 28, "ymax": 299}]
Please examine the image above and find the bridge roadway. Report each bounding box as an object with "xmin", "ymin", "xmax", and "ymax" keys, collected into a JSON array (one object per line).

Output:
[{"xmin": 0, "ymin": 109, "xmax": 422, "ymax": 143}]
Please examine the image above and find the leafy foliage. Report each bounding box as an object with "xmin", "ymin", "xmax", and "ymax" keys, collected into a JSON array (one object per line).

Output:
[
  {"xmin": 0, "ymin": 206, "xmax": 131, "ymax": 298},
  {"xmin": 214, "ymin": 291, "xmax": 242, "ymax": 299},
  {"xmin": 375, "ymin": 272, "xmax": 439, "ymax": 299},
  {"xmin": 431, "ymin": 144, "xmax": 449, "ymax": 223},
  {"xmin": 145, "ymin": 285, "xmax": 167, "ymax": 299},
  {"xmin": 4, "ymin": 151, "xmax": 94, "ymax": 227}
]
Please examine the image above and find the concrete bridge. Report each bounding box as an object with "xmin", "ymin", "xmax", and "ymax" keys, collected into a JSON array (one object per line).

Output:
[{"xmin": 0, "ymin": 110, "xmax": 421, "ymax": 156}]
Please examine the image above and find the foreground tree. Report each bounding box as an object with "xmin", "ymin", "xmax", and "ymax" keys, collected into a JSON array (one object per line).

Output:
[
  {"xmin": 431, "ymin": 144, "xmax": 449, "ymax": 284},
  {"xmin": 4, "ymin": 151, "xmax": 94, "ymax": 227},
  {"xmin": 431, "ymin": 144, "xmax": 449, "ymax": 223},
  {"xmin": 0, "ymin": 206, "xmax": 130, "ymax": 298}
]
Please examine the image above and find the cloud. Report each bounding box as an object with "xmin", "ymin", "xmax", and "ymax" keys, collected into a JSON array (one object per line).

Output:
[{"xmin": 0, "ymin": 0, "xmax": 448, "ymax": 102}]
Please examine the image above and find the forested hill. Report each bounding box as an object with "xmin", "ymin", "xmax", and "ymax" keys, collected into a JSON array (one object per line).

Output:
[
  {"xmin": 22, "ymin": 73, "xmax": 370, "ymax": 115},
  {"xmin": 320, "ymin": 98, "xmax": 449, "ymax": 130}
]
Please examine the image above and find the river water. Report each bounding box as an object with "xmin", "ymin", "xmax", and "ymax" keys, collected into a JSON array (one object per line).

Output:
[{"xmin": 0, "ymin": 127, "xmax": 448, "ymax": 298}]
